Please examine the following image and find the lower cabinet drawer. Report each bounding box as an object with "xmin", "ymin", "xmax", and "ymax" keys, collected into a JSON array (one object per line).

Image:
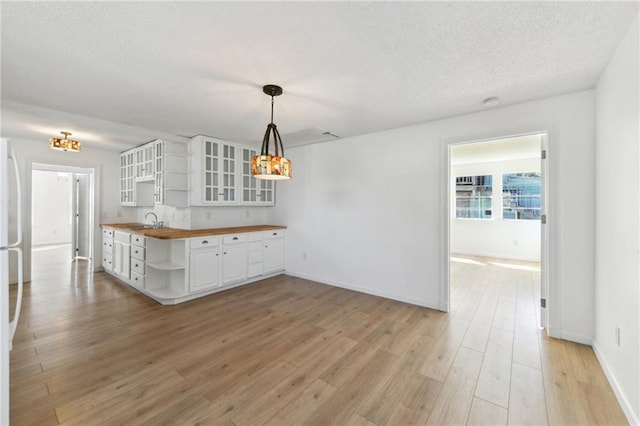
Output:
[
  {"xmin": 102, "ymin": 253, "xmax": 113, "ymax": 270},
  {"xmin": 131, "ymin": 234, "xmax": 146, "ymax": 247},
  {"xmin": 263, "ymin": 230, "xmax": 284, "ymax": 239},
  {"xmin": 189, "ymin": 237, "xmax": 219, "ymax": 249},
  {"xmin": 131, "ymin": 246, "xmax": 145, "ymax": 260},
  {"xmin": 131, "ymin": 260, "xmax": 145, "ymax": 275},
  {"xmin": 223, "ymin": 234, "xmax": 247, "ymax": 244},
  {"xmin": 131, "ymin": 271, "xmax": 144, "ymax": 288}
]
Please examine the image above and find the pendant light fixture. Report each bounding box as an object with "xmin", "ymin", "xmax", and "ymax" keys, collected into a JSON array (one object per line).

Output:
[
  {"xmin": 50, "ymin": 131, "xmax": 81, "ymax": 152},
  {"xmin": 251, "ymin": 84, "xmax": 292, "ymax": 180}
]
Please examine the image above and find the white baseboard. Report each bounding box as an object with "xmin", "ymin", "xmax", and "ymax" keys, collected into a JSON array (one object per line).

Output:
[
  {"xmin": 592, "ymin": 340, "xmax": 639, "ymax": 426},
  {"xmin": 546, "ymin": 326, "xmax": 592, "ymax": 345},
  {"xmin": 285, "ymin": 271, "xmax": 445, "ymax": 311}
]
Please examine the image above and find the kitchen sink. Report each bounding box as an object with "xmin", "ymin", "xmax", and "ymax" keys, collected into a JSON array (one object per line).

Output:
[{"xmin": 124, "ymin": 224, "xmax": 156, "ymax": 230}]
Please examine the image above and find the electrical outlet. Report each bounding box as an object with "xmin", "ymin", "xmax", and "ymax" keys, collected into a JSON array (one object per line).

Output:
[
  {"xmin": 117, "ymin": 211, "xmax": 122, "ymax": 218},
  {"xmin": 245, "ymin": 209, "xmax": 250, "ymax": 218},
  {"xmin": 183, "ymin": 211, "xmax": 189, "ymax": 222},
  {"xmin": 206, "ymin": 211, "xmax": 212, "ymax": 220}
]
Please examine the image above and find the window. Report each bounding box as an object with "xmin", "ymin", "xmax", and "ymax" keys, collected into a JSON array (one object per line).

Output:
[
  {"xmin": 455, "ymin": 175, "xmax": 492, "ymax": 219},
  {"xmin": 502, "ymin": 172, "xmax": 541, "ymax": 220}
]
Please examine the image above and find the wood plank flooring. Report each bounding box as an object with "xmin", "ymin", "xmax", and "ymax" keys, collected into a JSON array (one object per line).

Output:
[{"xmin": 8, "ymin": 248, "xmax": 628, "ymax": 425}]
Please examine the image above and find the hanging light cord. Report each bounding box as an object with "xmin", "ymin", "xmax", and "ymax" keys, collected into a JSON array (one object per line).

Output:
[
  {"xmin": 261, "ymin": 92, "xmax": 284, "ymax": 157},
  {"xmin": 270, "ymin": 95, "xmax": 274, "ymax": 124}
]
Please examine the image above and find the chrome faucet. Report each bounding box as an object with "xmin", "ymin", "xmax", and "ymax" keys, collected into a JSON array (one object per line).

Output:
[{"xmin": 144, "ymin": 212, "xmax": 162, "ymax": 229}]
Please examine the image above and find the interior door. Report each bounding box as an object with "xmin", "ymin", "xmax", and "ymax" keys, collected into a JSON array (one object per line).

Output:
[{"xmin": 71, "ymin": 173, "xmax": 91, "ymax": 259}]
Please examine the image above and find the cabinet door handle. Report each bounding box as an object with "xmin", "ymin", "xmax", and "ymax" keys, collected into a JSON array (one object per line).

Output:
[
  {"xmin": 202, "ymin": 240, "xmax": 208, "ymax": 245},
  {"xmin": 224, "ymin": 252, "xmax": 227, "ymax": 255},
  {"xmin": 135, "ymin": 263, "xmax": 139, "ymax": 267},
  {"xmin": 216, "ymin": 253, "xmax": 219, "ymax": 257},
  {"xmin": 272, "ymin": 232, "xmax": 277, "ymax": 236},
  {"xmin": 232, "ymin": 236, "xmax": 238, "ymax": 240}
]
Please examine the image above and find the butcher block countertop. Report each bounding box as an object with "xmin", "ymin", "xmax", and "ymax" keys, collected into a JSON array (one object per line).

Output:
[{"xmin": 101, "ymin": 223, "xmax": 286, "ymax": 240}]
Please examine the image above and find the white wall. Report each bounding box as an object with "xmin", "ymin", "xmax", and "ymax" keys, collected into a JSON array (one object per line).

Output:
[
  {"xmin": 594, "ymin": 15, "xmax": 639, "ymax": 425},
  {"xmin": 7, "ymin": 138, "xmax": 136, "ymax": 283},
  {"xmin": 31, "ymin": 170, "xmax": 72, "ymax": 246},
  {"xmin": 268, "ymin": 89, "xmax": 595, "ymax": 343},
  {"xmin": 135, "ymin": 205, "xmax": 272, "ymax": 230},
  {"xmin": 451, "ymin": 158, "xmax": 541, "ymax": 261}
]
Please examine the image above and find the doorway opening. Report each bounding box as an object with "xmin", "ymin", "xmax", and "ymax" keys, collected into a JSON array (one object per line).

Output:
[
  {"xmin": 447, "ymin": 132, "xmax": 547, "ymax": 330},
  {"xmin": 31, "ymin": 164, "xmax": 95, "ymax": 280}
]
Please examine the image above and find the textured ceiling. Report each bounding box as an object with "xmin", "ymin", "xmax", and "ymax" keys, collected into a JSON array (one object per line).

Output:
[{"xmin": 1, "ymin": 2, "xmax": 638, "ymax": 150}]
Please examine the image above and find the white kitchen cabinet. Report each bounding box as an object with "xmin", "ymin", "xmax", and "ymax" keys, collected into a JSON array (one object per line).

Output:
[
  {"xmin": 154, "ymin": 140, "xmax": 189, "ymax": 207},
  {"xmin": 102, "ymin": 228, "xmax": 114, "ymax": 272},
  {"xmin": 130, "ymin": 235, "xmax": 146, "ymax": 289},
  {"xmin": 240, "ymin": 147, "xmax": 274, "ymax": 205},
  {"xmin": 222, "ymin": 234, "xmax": 248, "ymax": 284},
  {"xmin": 190, "ymin": 136, "xmax": 238, "ymax": 205},
  {"xmin": 247, "ymin": 232, "xmax": 264, "ymax": 278},
  {"xmin": 188, "ymin": 237, "xmax": 221, "ymax": 292},
  {"xmin": 136, "ymin": 143, "xmax": 155, "ymax": 181},
  {"xmin": 113, "ymin": 231, "xmax": 131, "ymax": 280},
  {"xmin": 263, "ymin": 230, "xmax": 285, "ymax": 274},
  {"xmin": 120, "ymin": 151, "xmax": 136, "ymax": 206},
  {"xmin": 120, "ymin": 147, "xmax": 154, "ymax": 207},
  {"xmin": 102, "ymin": 226, "xmax": 285, "ymax": 305}
]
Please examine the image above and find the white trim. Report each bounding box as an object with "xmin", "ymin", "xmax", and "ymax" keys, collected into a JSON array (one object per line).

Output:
[
  {"xmin": 592, "ymin": 340, "xmax": 639, "ymax": 426},
  {"xmin": 24, "ymin": 157, "xmax": 103, "ymax": 282},
  {"xmin": 285, "ymin": 271, "xmax": 444, "ymax": 311},
  {"xmin": 31, "ymin": 163, "xmax": 96, "ymax": 268},
  {"xmin": 445, "ymin": 129, "xmax": 551, "ymax": 329},
  {"xmin": 546, "ymin": 326, "xmax": 592, "ymax": 345}
]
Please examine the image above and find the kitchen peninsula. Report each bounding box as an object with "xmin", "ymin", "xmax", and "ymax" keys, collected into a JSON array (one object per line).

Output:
[{"xmin": 101, "ymin": 223, "xmax": 286, "ymax": 305}]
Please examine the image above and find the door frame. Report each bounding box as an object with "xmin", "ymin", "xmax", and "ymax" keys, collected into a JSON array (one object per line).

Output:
[
  {"xmin": 30, "ymin": 163, "xmax": 95, "ymax": 266},
  {"xmin": 444, "ymin": 130, "xmax": 549, "ymax": 329},
  {"xmin": 71, "ymin": 172, "xmax": 92, "ymax": 261}
]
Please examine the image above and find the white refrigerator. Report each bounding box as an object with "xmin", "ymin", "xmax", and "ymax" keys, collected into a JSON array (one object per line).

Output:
[{"xmin": 1, "ymin": 138, "xmax": 24, "ymax": 426}]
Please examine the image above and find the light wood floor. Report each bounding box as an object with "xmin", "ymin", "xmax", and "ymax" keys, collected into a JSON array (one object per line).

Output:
[{"xmin": 9, "ymin": 247, "xmax": 627, "ymax": 425}]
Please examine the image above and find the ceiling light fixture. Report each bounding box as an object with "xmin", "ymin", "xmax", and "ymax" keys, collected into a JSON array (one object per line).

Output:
[
  {"xmin": 251, "ymin": 84, "xmax": 292, "ymax": 180},
  {"xmin": 50, "ymin": 131, "xmax": 81, "ymax": 152}
]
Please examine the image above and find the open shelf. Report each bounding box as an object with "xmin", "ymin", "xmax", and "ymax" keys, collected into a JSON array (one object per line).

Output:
[{"xmin": 146, "ymin": 261, "xmax": 184, "ymax": 271}]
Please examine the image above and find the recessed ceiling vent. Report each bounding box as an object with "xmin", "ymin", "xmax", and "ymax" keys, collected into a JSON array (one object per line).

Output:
[{"xmin": 281, "ymin": 127, "xmax": 339, "ymax": 148}]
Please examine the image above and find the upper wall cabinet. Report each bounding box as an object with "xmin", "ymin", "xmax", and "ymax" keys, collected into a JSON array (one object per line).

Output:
[
  {"xmin": 120, "ymin": 150, "xmax": 137, "ymax": 206},
  {"xmin": 120, "ymin": 140, "xmax": 188, "ymax": 207},
  {"xmin": 121, "ymin": 136, "xmax": 275, "ymax": 208},
  {"xmin": 135, "ymin": 143, "xmax": 155, "ymax": 181},
  {"xmin": 190, "ymin": 136, "xmax": 275, "ymax": 206},
  {"xmin": 190, "ymin": 136, "xmax": 237, "ymax": 205},
  {"xmin": 241, "ymin": 147, "xmax": 274, "ymax": 205}
]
